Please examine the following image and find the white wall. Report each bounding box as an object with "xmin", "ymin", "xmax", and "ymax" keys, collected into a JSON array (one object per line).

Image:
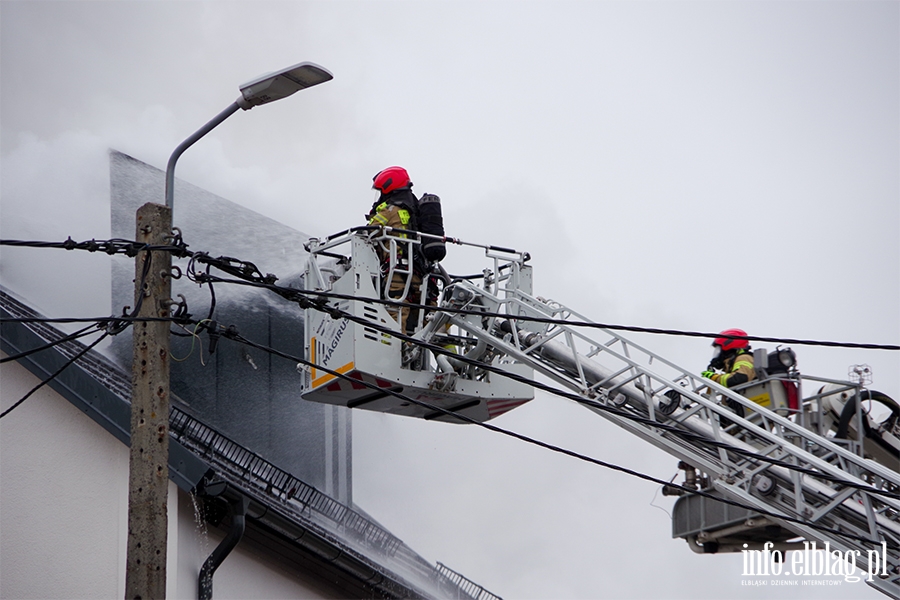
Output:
[
  {"xmin": 0, "ymin": 355, "xmax": 340, "ymax": 599},
  {"xmin": 1, "ymin": 355, "xmax": 129, "ymax": 599}
]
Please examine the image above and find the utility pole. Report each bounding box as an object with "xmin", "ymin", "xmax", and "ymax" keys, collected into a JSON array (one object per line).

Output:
[{"xmin": 125, "ymin": 202, "xmax": 172, "ymax": 599}]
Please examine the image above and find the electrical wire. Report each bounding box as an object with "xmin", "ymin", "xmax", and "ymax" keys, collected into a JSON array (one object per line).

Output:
[
  {"xmin": 0, "ymin": 322, "xmax": 102, "ymax": 364},
  {"xmin": 0, "ymin": 330, "xmax": 110, "ymax": 419},
  {"xmin": 0, "ymin": 237, "xmax": 190, "ymax": 257},
  {"xmin": 3, "ymin": 236, "xmax": 896, "ymax": 548},
  {"xmin": 176, "ymin": 254, "xmax": 900, "ymax": 533},
  {"xmin": 6, "ymin": 236, "xmax": 897, "ymax": 494},
  {"xmin": 189, "ymin": 265, "xmax": 900, "ymax": 352},
  {"xmin": 171, "ymin": 319, "xmax": 210, "ymax": 366},
  {"xmin": 184, "ymin": 266, "xmax": 900, "ymax": 503},
  {"xmin": 3, "ymin": 236, "xmax": 897, "ymax": 350},
  {"xmin": 12, "ymin": 236, "xmax": 881, "ymax": 501},
  {"xmin": 319, "ymin": 296, "xmax": 900, "ymax": 500},
  {"xmin": 216, "ymin": 326, "xmax": 895, "ymax": 550},
  {"xmin": 0, "ymin": 316, "xmax": 193, "ymax": 325}
]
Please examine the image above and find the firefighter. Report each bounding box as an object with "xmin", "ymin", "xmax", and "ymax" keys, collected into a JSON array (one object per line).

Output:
[
  {"xmin": 701, "ymin": 328, "xmax": 757, "ymax": 388},
  {"xmin": 367, "ymin": 166, "xmax": 422, "ymax": 333}
]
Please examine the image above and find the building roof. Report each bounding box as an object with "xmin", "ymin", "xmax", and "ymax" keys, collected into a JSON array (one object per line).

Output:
[{"xmin": 0, "ymin": 286, "xmax": 500, "ymax": 600}]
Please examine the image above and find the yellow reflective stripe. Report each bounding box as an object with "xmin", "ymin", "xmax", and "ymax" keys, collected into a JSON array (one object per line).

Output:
[
  {"xmin": 369, "ymin": 213, "xmax": 388, "ymax": 226},
  {"xmin": 398, "ymin": 209, "xmax": 410, "ymax": 225},
  {"xmin": 312, "ymin": 361, "xmax": 355, "ymax": 388},
  {"xmin": 733, "ymin": 361, "xmax": 754, "ymax": 371}
]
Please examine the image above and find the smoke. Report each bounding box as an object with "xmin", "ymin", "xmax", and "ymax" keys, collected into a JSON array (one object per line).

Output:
[
  {"xmin": 0, "ymin": 130, "xmax": 111, "ymax": 323},
  {"xmin": 2, "ymin": 2, "xmax": 896, "ymax": 599}
]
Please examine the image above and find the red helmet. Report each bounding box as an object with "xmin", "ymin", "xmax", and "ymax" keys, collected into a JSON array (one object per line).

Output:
[
  {"xmin": 713, "ymin": 328, "xmax": 750, "ymax": 352},
  {"xmin": 372, "ymin": 166, "xmax": 411, "ymax": 195}
]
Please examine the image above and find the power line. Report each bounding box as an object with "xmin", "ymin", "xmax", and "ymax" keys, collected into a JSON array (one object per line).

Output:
[
  {"xmin": 185, "ymin": 252, "xmax": 900, "ymax": 507},
  {"xmin": 190, "ymin": 268, "xmax": 900, "ymax": 351},
  {"xmin": 1, "ymin": 316, "xmax": 196, "ymax": 325},
  {"xmin": 0, "ymin": 322, "xmax": 102, "ymax": 364},
  {"xmin": 289, "ymin": 292, "xmax": 900, "ymax": 501},
  {"xmin": 0, "ymin": 330, "xmax": 110, "ymax": 419},
  {"xmin": 4, "ymin": 291, "xmax": 891, "ymax": 548},
  {"xmin": 0, "ymin": 237, "xmax": 190, "ymax": 257},
  {"xmin": 179, "ymin": 252, "xmax": 900, "ymax": 508},
  {"xmin": 4, "ymin": 236, "xmax": 895, "ymax": 547},
  {"xmin": 3, "ymin": 236, "xmax": 897, "ymax": 350},
  {"xmin": 4, "ymin": 235, "xmax": 895, "ymax": 495},
  {"xmin": 178, "ymin": 261, "xmax": 900, "ymax": 503},
  {"xmin": 217, "ymin": 326, "xmax": 894, "ymax": 550}
]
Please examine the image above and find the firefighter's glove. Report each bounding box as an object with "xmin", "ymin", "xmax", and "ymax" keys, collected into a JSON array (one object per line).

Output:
[{"xmin": 701, "ymin": 370, "xmax": 715, "ymax": 380}]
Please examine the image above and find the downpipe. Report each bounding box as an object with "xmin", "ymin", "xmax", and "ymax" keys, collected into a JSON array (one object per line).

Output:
[{"xmin": 199, "ymin": 494, "xmax": 250, "ymax": 600}]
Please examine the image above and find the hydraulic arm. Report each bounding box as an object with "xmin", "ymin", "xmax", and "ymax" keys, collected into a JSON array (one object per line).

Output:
[{"xmin": 424, "ymin": 276, "xmax": 900, "ymax": 598}]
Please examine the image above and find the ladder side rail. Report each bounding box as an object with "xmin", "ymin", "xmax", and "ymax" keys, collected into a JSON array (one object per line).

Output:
[
  {"xmin": 495, "ymin": 291, "xmax": 900, "ymax": 488},
  {"xmin": 668, "ymin": 402, "xmax": 900, "ymax": 539},
  {"xmin": 580, "ymin": 397, "xmax": 900, "ymax": 547},
  {"xmin": 434, "ymin": 285, "xmax": 900, "ymax": 548},
  {"xmin": 446, "ymin": 284, "xmax": 900, "ymax": 491},
  {"xmin": 447, "ymin": 297, "xmax": 900, "ymax": 522},
  {"xmin": 700, "ymin": 375, "xmax": 900, "ymax": 488},
  {"xmin": 448, "ymin": 303, "xmax": 798, "ymax": 491},
  {"xmin": 578, "ymin": 402, "xmax": 732, "ymax": 479},
  {"xmin": 443, "ymin": 293, "xmax": 900, "ymax": 550}
]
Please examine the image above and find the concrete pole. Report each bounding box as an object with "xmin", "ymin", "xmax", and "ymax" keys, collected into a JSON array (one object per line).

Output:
[{"xmin": 125, "ymin": 203, "xmax": 172, "ymax": 599}]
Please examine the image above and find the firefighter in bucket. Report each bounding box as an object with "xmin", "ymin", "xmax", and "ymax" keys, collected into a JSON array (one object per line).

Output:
[{"xmin": 366, "ymin": 166, "xmax": 446, "ymax": 334}]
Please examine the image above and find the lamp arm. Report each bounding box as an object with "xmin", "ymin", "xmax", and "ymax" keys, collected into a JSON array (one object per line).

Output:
[{"xmin": 165, "ymin": 100, "xmax": 242, "ymax": 211}]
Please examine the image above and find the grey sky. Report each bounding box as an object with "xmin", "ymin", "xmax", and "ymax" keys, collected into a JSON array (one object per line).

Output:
[{"xmin": 1, "ymin": 2, "xmax": 897, "ymax": 598}]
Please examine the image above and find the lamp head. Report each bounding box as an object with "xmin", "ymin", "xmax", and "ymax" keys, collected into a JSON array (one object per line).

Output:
[{"xmin": 237, "ymin": 62, "xmax": 333, "ymax": 110}]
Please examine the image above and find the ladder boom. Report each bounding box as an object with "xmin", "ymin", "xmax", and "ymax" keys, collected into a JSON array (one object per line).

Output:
[{"xmin": 430, "ymin": 278, "xmax": 900, "ymax": 597}]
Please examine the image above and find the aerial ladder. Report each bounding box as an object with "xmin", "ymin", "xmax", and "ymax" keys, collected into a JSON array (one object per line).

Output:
[{"xmin": 299, "ymin": 226, "xmax": 900, "ymax": 598}]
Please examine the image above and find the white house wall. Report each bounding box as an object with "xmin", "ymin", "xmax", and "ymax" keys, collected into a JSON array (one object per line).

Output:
[{"xmin": 0, "ymin": 355, "xmax": 341, "ymax": 600}]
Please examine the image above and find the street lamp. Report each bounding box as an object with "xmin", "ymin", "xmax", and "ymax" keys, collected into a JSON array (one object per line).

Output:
[
  {"xmin": 125, "ymin": 62, "xmax": 331, "ymax": 600},
  {"xmin": 164, "ymin": 61, "xmax": 333, "ymax": 212}
]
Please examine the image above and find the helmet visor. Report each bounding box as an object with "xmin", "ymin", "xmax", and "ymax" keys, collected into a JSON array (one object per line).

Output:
[{"xmin": 711, "ymin": 346, "xmax": 722, "ymax": 361}]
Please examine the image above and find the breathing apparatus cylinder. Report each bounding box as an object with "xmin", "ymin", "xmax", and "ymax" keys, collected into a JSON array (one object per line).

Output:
[{"xmin": 417, "ymin": 193, "xmax": 446, "ymax": 262}]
